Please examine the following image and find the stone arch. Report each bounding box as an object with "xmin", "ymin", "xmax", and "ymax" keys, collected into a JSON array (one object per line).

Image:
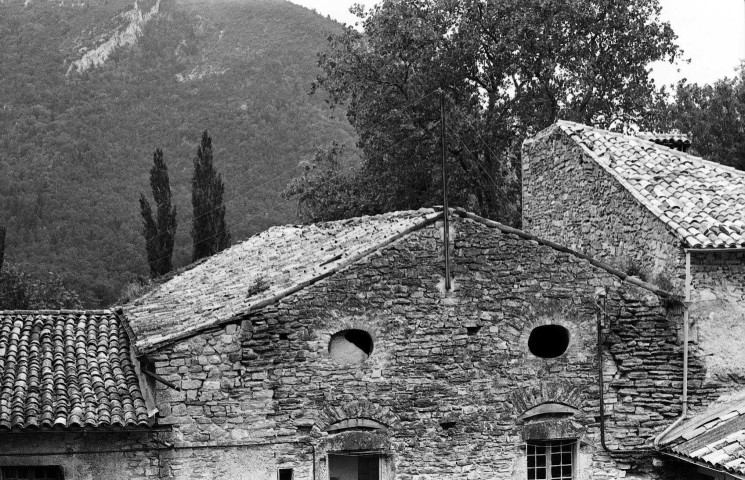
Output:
[
  {"xmin": 509, "ymin": 381, "xmax": 586, "ymax": 416},
  {"xmin": 318, "ymin": 400, "xmax": 398, "ymax": 432}
]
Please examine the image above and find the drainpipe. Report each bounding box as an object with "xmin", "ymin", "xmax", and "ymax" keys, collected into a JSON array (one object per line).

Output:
[
  {"xmin": 596, "ymin": 293, "xmax": 611, "ymax": 452},
  {"xmin": 654, "ymin": 250, "xmax": 691, "ymax": 447}
]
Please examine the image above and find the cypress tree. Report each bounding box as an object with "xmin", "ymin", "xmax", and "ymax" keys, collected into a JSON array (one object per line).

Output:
[
  {"xmin": 191, "ymin": 130, "xmax": 231, "ymax": 262},
  {"xmin": 139, "ymin": 148, "xmax": 177, "ymax": 277}
]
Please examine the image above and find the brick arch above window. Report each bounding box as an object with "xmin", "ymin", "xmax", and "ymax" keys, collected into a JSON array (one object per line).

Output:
[
  {"xmin": 509, "ymin": 381, "xmax": 586, "ymax": 416},
  {"xmin": 317, "ymin": 400, "xmax": 399, "ymax": 432}
]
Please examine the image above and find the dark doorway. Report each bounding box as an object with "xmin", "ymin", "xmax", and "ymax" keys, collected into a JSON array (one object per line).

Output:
[{"xmin": 328, "ymin": 454, "xmax": 380, "ymax": 480}]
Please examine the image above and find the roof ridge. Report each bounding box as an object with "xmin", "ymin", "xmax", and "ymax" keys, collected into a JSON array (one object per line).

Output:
[
  {"xmin": 556, "ymin": 120, "xmax": 745, "ymax": 178},
  {"xmin": 453, "ymin": 208, "xmax": 678, "ymax": 300}
]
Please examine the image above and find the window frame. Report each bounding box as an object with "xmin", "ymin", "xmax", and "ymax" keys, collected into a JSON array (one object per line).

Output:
[{"xmin": 526, "ymin": 440, "xmax": 576, "ymax": 480}]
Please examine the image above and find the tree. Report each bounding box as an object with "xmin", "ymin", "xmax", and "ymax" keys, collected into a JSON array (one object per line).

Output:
[
  {"xmin": 0, "ymin": 226, "xmax": 5, "ymax": 272},
  {"xmin": 282, "ymin": 142, "xmax": 375, "ymax": 223},
  {"xmin": 299, "ymin": 0, "xmax": 680, "ymax": 226},
  {"xmin": 652, "ymin": 66, "xmax": 745, "ymax": 170},
  {"xmin": 0, "ymin": 265, "xmax": 83, "ymax": 310},
  {"xmin": 191, "ymin": 130, "xmax": 231, "ymax": 262},
  {"xmin": 139, "ymin": 148, "xmax": 178, "ymax": 277}
]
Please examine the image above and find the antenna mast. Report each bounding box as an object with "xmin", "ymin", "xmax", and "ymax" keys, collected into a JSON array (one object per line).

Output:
[{"xmin": 440, "ymin": 90, "xmax": 451, "ymax": 291}]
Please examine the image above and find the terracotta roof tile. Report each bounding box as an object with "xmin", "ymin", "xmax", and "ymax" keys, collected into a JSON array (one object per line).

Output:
[
  {"xmin": 124, "ymin": 209, "xmax": 443, "ymax": 354},
  {"xmin": 0, "ymin": 311, "xmax": 149, "ymax": 429},
  {"xmin": 660, "ymin": 392, "xmax": 745, "ymax": 476},
  {"xmin": 553, "ymin": 121, "xmax": 745, "ymax": 249}
]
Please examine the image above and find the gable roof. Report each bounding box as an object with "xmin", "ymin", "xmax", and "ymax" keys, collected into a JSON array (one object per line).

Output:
[
  {"xmin": 659, "ymin": 392, "xmax": 745, "ymax": 478},
  {"xmin": 123, "ymin": 209, "xmax": 443, "ymax": 354},
  {"xmin": 0, "ymin": 310, "xmax": 150, "ymax": 430},
  {"xmin": 551, "ymin": 120, "xmax": 745, "ymax": 249},
  {"xmin": 123, "ymin": 207, "xmax": 678, "ymax": 355}
]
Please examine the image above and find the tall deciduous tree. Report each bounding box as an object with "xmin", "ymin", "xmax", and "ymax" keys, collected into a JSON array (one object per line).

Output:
[
  {"xmin": 191, "ymin": 130, "xmax": 231, "ymax": 262},
  {"xmin": 652, "ymin": 66, "xmax": 745, "ymax": 170},
  {"xmin": 139, "ymin": 148, "xmax": 178, "ymax": 277},
  {"xmin": 0, "ymin": 226, "xmax": 5, "ymax": 272},
  {"xmin": 297, "ymin": 0, "xmax": 679, "ymax": 225}
]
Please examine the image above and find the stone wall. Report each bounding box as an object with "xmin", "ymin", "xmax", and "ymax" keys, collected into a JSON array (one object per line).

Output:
[
  {"xmin": 690, "ymin": 251, "xmax": 745, "ymax": 383},
  {"xmin": 0, "ymin": 431, "xmax": 163, "ymax": 480},
  {"xmin": 522, "ymin": 127, "xmax": 745, "ymax": 393},
  {"xmin": 143, "ymin": 215, "xmax": 715, "ymax": 480},
  {"xmin": 522, "ymin": 129, "xmax": 686, "ymax": 293}
]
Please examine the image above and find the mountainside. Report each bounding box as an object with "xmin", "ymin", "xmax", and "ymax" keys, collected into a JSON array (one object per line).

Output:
[{"xmin": 0, "ymin": 0, "xmax": 356, "ymax": 305}]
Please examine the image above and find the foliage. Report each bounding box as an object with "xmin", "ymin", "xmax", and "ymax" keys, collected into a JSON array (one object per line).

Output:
[
  {"xmin": 140, "ymin": 148, "xmax": 178, "ymax": 277},
  {"xmin": 246, "ymin": 276, "xmax": 270, "ymax": 298},
  {"xmin": 0, "ymin": 226, "xmax": 5, "ymax": 272},
  {"xmin": 302, "ymin": 0, "xmax": 679, "ymax": 225},
  {"xmin": 652, "ymin": 66, "xmax": 745, "ymax": 170},
  {"xmin": 115, "ymin": 275, "xmax": 155, "ymax": 305},
  {"xmin": 282, "ymin": 142, "xmax": 374, "ymax": 223},
  {"xmin": 0, "ymin": 263, "xmax": 83, "ymax": 310},
  {"xmin": 191, "ymin": 131, "xmax": 231, "ymax": 262},
  {"xmin": 0, "ymin": 0, "xmax": 355, "ymax": 305}
]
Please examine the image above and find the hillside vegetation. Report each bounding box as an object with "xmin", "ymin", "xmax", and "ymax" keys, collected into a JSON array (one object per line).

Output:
[{"xmin": 0, "ymin": 0, "xmax": 355, "ymax": 305}]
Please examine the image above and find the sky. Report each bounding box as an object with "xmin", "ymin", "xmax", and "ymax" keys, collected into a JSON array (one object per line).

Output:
[{"xmin": 288, "ymin": 0, "xmax": 745, "ymax": 88}]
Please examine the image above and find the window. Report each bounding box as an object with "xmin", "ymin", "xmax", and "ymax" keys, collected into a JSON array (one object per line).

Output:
[
  {"xmin": 528, "ymin": 325, "xmax": 570, "ymax": 358},
  {"xmin": 278, "ymin": 468, "xmax": 293, "ymax": 480},
  {"xmin": 328, "ymin": 329, "xmax": 374, "ymax": 365},
  {"xmin": 527, "ymin": 441, "xmax": 575, "ymax": 480},
  {"xmin": 1, "ymin": 466, "xmax": 64, "ymax": 480}
]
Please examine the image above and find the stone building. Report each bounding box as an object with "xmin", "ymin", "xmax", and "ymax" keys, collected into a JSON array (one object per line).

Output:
[
  {"xmin": 522, "ymin": 121, "xmax": 745, "ymax": 479},
  {"xmin": 1, "ymin": 121, "xmax": 744, "ymax": 480},
  {"xmin": 0, "ymin": 207, "xmax": 723, "ymax": 480}
]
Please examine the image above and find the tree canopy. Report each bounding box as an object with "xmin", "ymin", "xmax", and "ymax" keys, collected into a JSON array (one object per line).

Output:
[
  {"xmin": 653, "ymin": 66, "xmax": 745, "ymax": 170},
  {"xmin": 296, "ymin": 0, "xmax": 680, "ymax": 225}
]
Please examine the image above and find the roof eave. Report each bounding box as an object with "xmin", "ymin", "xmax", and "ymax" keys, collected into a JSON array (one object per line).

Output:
[{"xmin": 662, "ymin": 451, "xmax": 745, "ymax": 480}]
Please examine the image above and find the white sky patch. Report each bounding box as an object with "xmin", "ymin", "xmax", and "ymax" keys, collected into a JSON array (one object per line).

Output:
[
  {"xmin": 652, "ymin": 0, "xmax": 745, "ymax": 87},
  {"xmin": 288, "ymin": 0, "xmax": 745, "ymax": 87}
]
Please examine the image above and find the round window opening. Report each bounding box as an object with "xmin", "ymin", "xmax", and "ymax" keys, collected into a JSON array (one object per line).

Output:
[
  {"xmin": 328, "ymin": 329, "xmax": 374, "ymax": 365},
  {"xmin": 528, "ymin": 324, "xmax": 570, "ymax": 358}
]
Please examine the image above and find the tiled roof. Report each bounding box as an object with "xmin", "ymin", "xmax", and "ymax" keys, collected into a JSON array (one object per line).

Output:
[
  {"xmin": 554, "ymin": 120, "xmax": 745, "ymax": 249},
  {"xmin": 0, "ymin": 310, "xmax": 150, "ymax": 429},
  {"xmin": 124, "ymin": 209, "xmax": 443, "ymax": 354},
  {"xmin": 659, "ymin": 392, "xmax": 745, "ymax": 477}
]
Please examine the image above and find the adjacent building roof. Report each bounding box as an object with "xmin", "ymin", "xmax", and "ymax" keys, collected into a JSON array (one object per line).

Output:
[
  {"xmin": 124, "ymin": 209, "xmax": 443, "ymax": 354},
  {"xmin": 553, "ymin": 120, "xmax": 745, "ymax": 249},
  {"xmin": 0, "ymin": 310, "xmax": 150, "ymax": 430},
  {"xmin": 659, "ymin": 392, "xmax": 745, "ymax": 478}
]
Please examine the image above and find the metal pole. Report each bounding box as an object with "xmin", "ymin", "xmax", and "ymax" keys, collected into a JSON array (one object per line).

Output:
[{"xmin": 440, "ymin": 90, "xmax": 451, "ymax": 291}]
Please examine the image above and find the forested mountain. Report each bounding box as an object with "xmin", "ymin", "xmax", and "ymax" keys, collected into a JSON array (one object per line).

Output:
[{"xmin": 0, "ymin": 0, "xmax": 356, "ymax": 305}]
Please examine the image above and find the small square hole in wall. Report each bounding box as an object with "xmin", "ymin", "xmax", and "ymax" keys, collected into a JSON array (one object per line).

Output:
[
  {"xmin": 278, "ymin": 468, "xmax": 293, "ymax": 480},
  {"xmin": 466, "ymin": 326, "xmax": 481, "ymax": 336},
  {"xmin": 279, "ymin": 333, "xmax": 289, "ymax": 340}
]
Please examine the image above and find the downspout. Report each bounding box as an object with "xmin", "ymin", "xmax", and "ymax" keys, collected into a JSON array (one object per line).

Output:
[
  {"xmin": 596, "ymin": 293, "xmax": 611, "ymax": 452},
  {"xmin": 654, "ymin": 250, "xmax": 691, "ymax": 447}
]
